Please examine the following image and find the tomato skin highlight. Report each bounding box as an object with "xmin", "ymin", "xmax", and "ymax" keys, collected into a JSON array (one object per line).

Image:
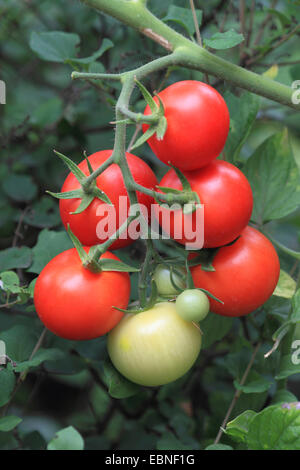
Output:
[
  {"xmin": 59, "ymin": 150, "xmax": 158, "ymax": 250},
  {"xmin": 143, "ymin": 80, "xmax": 230, "ymax": 171},
  {"xmin": 34, "ymin": 248, "xmax": 131, "ymax": 340},
  {"xmin": 191, "ymin": 226, "xmax": 280, "ymax": 317},
  {"xmin": 155, "ymin": 160, "xmax": 253, "ymax": 249},
  {"xmin": 107, "ymin": 302, "xmax": 202, "ymax": 387}
]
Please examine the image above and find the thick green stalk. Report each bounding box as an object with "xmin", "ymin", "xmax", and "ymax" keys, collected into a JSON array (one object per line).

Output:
[{"xmin": 80, "ymin": 0, "xmax": 299, "ymax": 110}]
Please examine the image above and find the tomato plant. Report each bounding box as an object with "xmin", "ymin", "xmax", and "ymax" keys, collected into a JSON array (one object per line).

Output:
[
  {"xmin": 59, "ymin": 150, "xmax": 158, "ymax": 249},
  {"xmin": 107, "ymin": 302, "xmax": 202, "ymax": 387},
  {"xmin": 34, "ymin": 248, "xmax": 131, "ymax": 340},
  {"xmin": 143, "ymin": 80, "xmax": 230, "ymax": 171},
  {"xmin": 175, "ymin": 289, "xmax": 210, "ymax": 322},
  {"xmin": 191, "ymin": 226, "xmax": 280, "ymax": 317},
  {"xmin": 155, "ymin": 160, "xmax": 253, "ymax": 248}
]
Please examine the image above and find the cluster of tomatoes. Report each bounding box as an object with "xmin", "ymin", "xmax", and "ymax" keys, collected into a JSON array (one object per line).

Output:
[{"xmin": 34, "ymin": 80, "xmax": 280, "ymax": 387}]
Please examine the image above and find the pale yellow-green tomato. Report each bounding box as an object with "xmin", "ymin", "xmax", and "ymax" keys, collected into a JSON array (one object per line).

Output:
[{"xmin": 107, "ymin": 302, "xmax": 202, "ymax": 387}]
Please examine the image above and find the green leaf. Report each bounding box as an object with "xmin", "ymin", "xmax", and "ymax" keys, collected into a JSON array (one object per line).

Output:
[
  {"xmin": 14, "ymin": 348, "xmax": 64, "ymax": 373},
  {"xmin": 47, "ymin": 426, "xmax": 84, "ymax": 450},
  {"xmin": 0, "ymin": 325, "xmax": 38, "ymax": 363},
  {"xmin": 3, "ymin": 174, "xmax": 38, "ymax": 203},
  {"xmin": 226, "ymin": 410, "xmax": 257, "ymax": 444},
  {"xmin": 201, "ymin": 314, "xmax": 233, "ymax": 349},
  {"xmin": 234, "ymin": 371, "xmax": 272, "ymax": 394},
  {"xmin": 0, "ymin": 416, "xmax": 22, "ymax": 432},
  {"xmin": 205, "ymin": 444, "xmax": 233, "ymax": 450},
  {"xmin": 273, "ymin": 270, "xmax": 297, "ymax": 299},
  {"xmin": 204, "ymin": 29, "xmax": 244, "ymax": 49},
  {"xmin": 102, "ymin": 360, "xmax": 140, "ymax": 399},
  {"xmin": 22, "ymin": 197, "xmax": 60, "ymax": 228},
  {"xmin": 0, "ymin": 271, "xmax": 20, "ymax": 294},
  {"xmin": 275, "ymin": 353, "xmax": 300, "ymax": 380},
  {"xmin": 244, "ymin": 130, "xmax": 300, "ymax": 224},
  {"xmin": 0, "ymin": 369, "xmax": 16, "ymax": 407},
  {"xmin": 0, "ymin": 247, "xmax": 32, "ymax": 271},
  {"xmin": 30, "ymin": 97, "xmax": 63, "ymax": 127},
  {"xmin": 163, "ymin": 5, "xmax": 202, "ymax": 37},
  {"xmin": 30, "ymin": 31, "xmax": 80, "ymax": 63},
  {"xmin": 247, "ymin": 404, "xmax": 300, "ymax": 450},
  {"xmin": 27, "ymin": 229, "xmax": 73, "ymax": 274},
  {"xmin": 66, "ymin": 38, "xmax": 113, "ymax": 66},
  {"xmin": 224, "ymin": 91, "xmax": 260, "ymax": 162}
]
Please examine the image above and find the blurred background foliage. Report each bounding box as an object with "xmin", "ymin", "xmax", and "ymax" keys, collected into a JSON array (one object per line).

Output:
[{"xmin": 0, "ymin": 0, "xmax": 300, "ymax": 450}]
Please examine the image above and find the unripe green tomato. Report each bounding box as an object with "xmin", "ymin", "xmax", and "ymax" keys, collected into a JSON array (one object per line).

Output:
[
  {"xmin": 107, "ymin": 302, "xmax": 201, "ymax": 387},
  {"xmin": 175, "ymin": 289, "xmax": 210, "ymax": 322},
  {"xmin": 152, "ymin": 264, "xmax": 185, "ymax": 296}
]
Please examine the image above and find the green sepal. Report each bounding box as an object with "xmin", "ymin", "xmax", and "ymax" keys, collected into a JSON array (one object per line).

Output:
[
  {"xmin": 70, "ymin": 194, "xmax": 95, "ymax": 214},
  {"xmin": 130, "ymin": 125, "xmax": 157, "ymax": 151},
  {"xmin": 92, "ymin": 186, "xmax": 112, "ymax": 205},
  {"xmin": 83, "ymin": 150, "xmax": 94, "ymax": 175},
  {"xmin": 46, "ymin": 189, "xmax": 83, "ymax": 200},
  {"xmin": 67, "ymin": 225, "xmax": 89, "ymax": 265},
  {"xmin": 54, "ymin": 150, "xmax": 86, "ymax": 184},
  {"xmin": 135, "ymin": 78, "xmax": 158, "ymax": 114},
  {"xmin": 196, "ymin": 287, "xmax": 224, "ymax": 304},
  {"xmin": 98, "ymin": 258, "xmax": 140, "ymax": 273}
]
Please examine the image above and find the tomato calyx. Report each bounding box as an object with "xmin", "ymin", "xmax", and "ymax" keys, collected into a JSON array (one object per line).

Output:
[
  {"xmin": 67, "ymin": 224, "xmax": 140, "ymax": 275},
  {"xmin": 126, "ymin": 79, "xmax": 167, "ymax": 152},
  {"xmin": 47, "ymin": 150, "xmax": 112, "ymax": 214},
  {"xmin": 155, "ymin": 164, "xmax": 201, "ymax": 213}
]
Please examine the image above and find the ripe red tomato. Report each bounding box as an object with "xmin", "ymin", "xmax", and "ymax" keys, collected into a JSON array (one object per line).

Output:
[
  {"xmin": 59, "ymin": 150, "xmax": 158, "ymax": 249},
  {"xmin": 34, "ymin": 248, "xmax": 131, "ymax": 340},
  {"xmin": 143, "ymin": 80, "xmax": 230, "ymax": 171},
  {"xmin": 191, "ymin": 226, "xmax": 280, "ymax": 317},
  {"xmin": 155, "ymin": 160, "xmax": 253, "ymax": 249}
]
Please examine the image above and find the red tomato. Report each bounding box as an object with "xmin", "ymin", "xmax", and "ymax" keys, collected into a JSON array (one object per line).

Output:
[
  {"xmin": 34, "ymin": 248, "xmax": 131, "ymax": 340},
  {"xmin": 191, "ymin": 226, "xmax": 280, "ymax": 317},
  {"xmin": 143, "ymin": 80, "xmax": 230, "ymax": 171},
  {"xmin": 59, "ymin": 150, "xmax": 158, "ymax": 249},
  {"xmin": 155, "ymin": 160, "xmax": 253, "ymax": 249}
]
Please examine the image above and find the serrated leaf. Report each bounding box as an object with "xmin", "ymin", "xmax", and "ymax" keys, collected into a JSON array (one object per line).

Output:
[
  {"xmin": 30, "ymin": 31, "xmax": 80, "ymax": 63},
  {"xmin": 47, "ymin": 426, "xmax": 84, "ymax": 450},
  {"xmin": 102, "ymin": 360, "xmax": 140, "ymax": 399},
  {"xmin": 244, "ymin": 130, "xmax": 300, "ymax": 224},
  {"xmin": 273, "ymin": 270, "xmax": 297, "ymax": 299},
  {"xmin": 247, "ymin": 405, "xmax": 300, "ymax": 450},
  {"xmin": 204, "ymin": 29, "xmax": 244, "ymax": 49},
  {"xmin": 0, "ymin": 271, "xmax": 20, "ymax": 294}
]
